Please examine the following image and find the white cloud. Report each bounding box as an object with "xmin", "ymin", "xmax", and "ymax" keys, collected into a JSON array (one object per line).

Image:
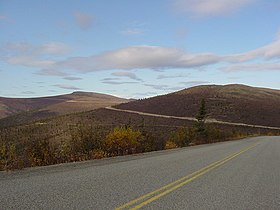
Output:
[
  {"xmin": 36, "ymin": 69, "xmax": 69, "ymax": 76},
  {"xmin": 225, "ymin": 39, "xmax": 280, "ymax": 62},
  {"xmin": 39, "ymin": 42, "xmax": 71, "ymax": 55},
  {"xmin": 1, "ymin": 42, "xmax": 71, "ymax": 69},
  {"xmin": 53, "ymin": 84, "xmax": 81, "ymax": 90},
  {"xmin": 102, "ymin": 77, "xmax": 121, "ymax": 81},
  {"xmin": 2, "ymin": 42, "xmax": 71, "ymax": 56},
  {"xmin": 111, "ymin": 71, "xmax": 143, "ymax": 81},
  {"xmin": 222, "ymin": 63, "xmax": 280, "ymax": 72},
  {"xmin": 174, "ymin": 0, "xmax": 255, "ymax": 17},
  {"xmin": 7, "ymin": 56, "xmax": 55, "ymax": 68},
  {"xmin": 63, "ymin": 76, "xmax": 82, "ymax": 81},
  {"xmin": 157, "ymin": 74, "xmax": 189, "ymax": 79},
  {"xmin": 51, "ymin": 39, "xmax": 280, "ymax": 73},
  {"xmin": 2, "ymin": 35, "xmax": 280, "ymax": 74},
  {"xmin": 36, "ymin": 70, "xmax": 83, "ymax": 81},
  {"xmin": 74, "ymin": 11, "xmax": 94, "ymax": 30},
  {"xmin": 102, "ymin": 81, "xmax": 139, "ymax": 85},
  {"xmin": 58, "ymin": 46, "xmax": 221, "ymax": 72},
  {"xmin": 1, "ymin": 42, "xmax": 33, "ymax": 56}
]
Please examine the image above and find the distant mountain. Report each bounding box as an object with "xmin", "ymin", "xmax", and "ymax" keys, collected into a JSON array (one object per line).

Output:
[
  {"xmin": 0, "ymin": 91, "xmax": 129, "ymax": 124},
  {"xmin": 115, "ymin": 84, "xmax": 280, "ymax": 127}
]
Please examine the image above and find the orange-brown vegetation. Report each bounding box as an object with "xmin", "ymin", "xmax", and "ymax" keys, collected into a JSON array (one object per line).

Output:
[{"xmin": 0, "ymin": 107, "xmax": 279, "ymax": 171}]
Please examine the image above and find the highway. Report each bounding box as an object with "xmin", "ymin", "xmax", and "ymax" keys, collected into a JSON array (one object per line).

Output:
[{"xmin": 0, "ymin": 136, "xmax": 280, "ymax": 209}]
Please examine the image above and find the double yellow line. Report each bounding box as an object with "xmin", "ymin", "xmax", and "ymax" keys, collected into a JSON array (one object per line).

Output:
[{"xmin": 115, "ymin": 142, "xmax": 260, "ymax": 210}]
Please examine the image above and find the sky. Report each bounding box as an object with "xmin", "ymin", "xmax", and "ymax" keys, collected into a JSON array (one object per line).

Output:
[{"xmin": 0, "ymin": 0, "xmax": 280, "ymax": 99}]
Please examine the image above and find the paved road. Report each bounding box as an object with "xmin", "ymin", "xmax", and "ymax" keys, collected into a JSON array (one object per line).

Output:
[
  {"xmin": 1, "ymin": 136, "xmax": 280, "ymax": 209},
  {"xmin": 105, "ymin": 107, "xmax": 280, "ymax": 130}
]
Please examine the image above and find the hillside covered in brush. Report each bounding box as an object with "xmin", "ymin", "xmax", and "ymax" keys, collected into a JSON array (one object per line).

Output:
[
  {"xmin": 116, "ymin": 84, "xmax": 280, "ymax": 127},
  {"xmin": 0, "ymin": 91, "xmax": 129, "ymax": 125}
]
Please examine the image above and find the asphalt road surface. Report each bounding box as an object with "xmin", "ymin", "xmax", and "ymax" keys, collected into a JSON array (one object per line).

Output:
[{"xmin": 1, "ymin": 136, "xmax": 280, "ymax": 210}]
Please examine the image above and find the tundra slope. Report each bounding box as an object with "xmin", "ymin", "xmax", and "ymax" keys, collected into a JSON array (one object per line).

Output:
[
  {"xmin": 106, "ymin": 107, "xmax": 280, "ymax": 130},
  {"xmin": 116, "ymin": 84, "xmax": 280, "ymax": 127},
  {"xmin": 0, "ymin": 91, "xmax": 129, "ymax": 119},
  {"xmin": 0, "ymin": 92, "xmax": 129, "ymax": 127}
]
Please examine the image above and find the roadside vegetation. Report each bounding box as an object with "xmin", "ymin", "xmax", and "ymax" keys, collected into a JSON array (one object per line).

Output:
[{"xmin": 1, "ymin": 101, "xmax": 279, "ymax": 171}]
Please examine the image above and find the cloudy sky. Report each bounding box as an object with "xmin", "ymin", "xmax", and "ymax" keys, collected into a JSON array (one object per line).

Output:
[{"xmin": 1, "ymin": 0, "xmax": 280, "ymax": 98}]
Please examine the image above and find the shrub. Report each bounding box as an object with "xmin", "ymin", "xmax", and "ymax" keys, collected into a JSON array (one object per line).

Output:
[
  {"xmin": 165, "ymin": 140, "xmax": 178, "ymax": 149},
  {"xmin": 0, "ymin": 143, "xmax": 24, "ymax": 170},
  {"xmin": 69, "ymin": 125, "xmax": 105, "ymax": 155},
  {"xmin": 91, "ymin": 149, "xmax": 108, "ymax": 159},
  {"xmin": 136, "ymin": 131, "xmax": 157, "ymax": 153},
  {"xmin": 169, "ymin": 127, "xmax": 192, "ymax": 147},
  {"xmin": 25, "ymin": 139, "xmax": 55, "ymax": 167},
  {"xmin": 105, "ymin": 127, "xmax": 142, "ymax": 156}
]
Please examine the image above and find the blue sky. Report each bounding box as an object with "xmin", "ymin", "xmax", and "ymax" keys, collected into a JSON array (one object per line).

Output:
[{"xmin": 0, "ymin": 0, "xmax": 280, "ymax": 98}]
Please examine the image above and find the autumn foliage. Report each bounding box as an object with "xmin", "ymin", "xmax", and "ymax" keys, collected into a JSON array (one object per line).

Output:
[
  {"xmin": 1, "ymin": 103, "xmax": 279, "ymax": 170},
  {"xmin": 105, "ymin": 127, "xmax": 142, "ymax": 156}
]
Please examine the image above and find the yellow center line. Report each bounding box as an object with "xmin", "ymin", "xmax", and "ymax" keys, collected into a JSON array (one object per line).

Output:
[
  {"xmin": 115, "ymin": 142, "xmax": 260, "ymax": 210},
  {"xmin": 115, "ymin": 148, "xmax": 242, "ymax": 210}
]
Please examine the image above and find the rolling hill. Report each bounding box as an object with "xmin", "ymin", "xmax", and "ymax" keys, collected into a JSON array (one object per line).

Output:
[
  {"xmin": 115, "ymin": 84, "xmax": 280, "ymax": 127},
  {"xmin": 0, "ymin": 91, "xmax": 129, "ymax": 125},
  {"xmin": 1, "ymin": 85, "xmax": 280, "ymax": 170}
]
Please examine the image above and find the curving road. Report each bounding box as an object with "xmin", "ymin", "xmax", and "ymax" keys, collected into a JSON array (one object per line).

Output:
[
  {"xmin": 1, "ymin": 136, "xmax": 280, "ymax": 209},
  {"xmin": 105, "ymin": 107, "xmax": 280, "ymax": 130}
]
